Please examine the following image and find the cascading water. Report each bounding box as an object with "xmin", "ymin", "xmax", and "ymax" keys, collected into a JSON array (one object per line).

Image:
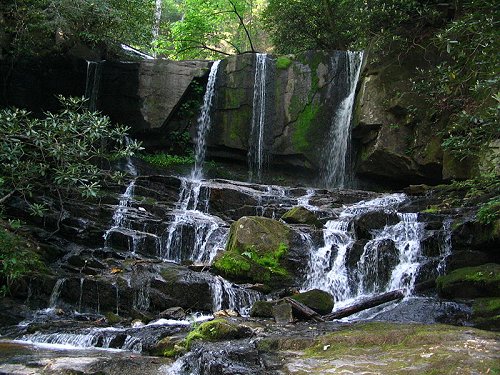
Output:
[
  {"xmin": 248, "ymin": 53, "xmax": 269, "ymax": 181},
  {"xmin": 48, "ymin": 279, "xmax": 66, "ymax": 309},
  {"xmin": 161, "ymin": 60, "xmax": 227, "ymax": 265},
  {"xmin": 192, "ymin": 60, "xmax": 221, "ymax": 180},
  {"xmin": 302, "ymin": 193, "xmax": 426, "ymax": 308},
  {"xmin": 210, "ymin": 276, "xmax": 263, "ymax": 316},
  {"xmin": 321, "ymin": 51, "xmax": 364, "ymax": 188},
  {"xmin": 85, "ymin": 61, "xmax": 102, "ymax": 112}
]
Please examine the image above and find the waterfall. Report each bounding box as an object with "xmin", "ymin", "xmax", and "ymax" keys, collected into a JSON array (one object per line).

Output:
[
  {"xmin": 302, "ymin": 194, "xmax": 410, "ymax": 306},
  {"xmin": 48, "ymin": 278, "xmax": 66, "ymax": 308},
  {"xmin": 192, "ymin": 60, "xmax": 221, "ymax": 180},
  {"xmin": 161, "ymin": 178, "xmax": 228, "ymax": 264},
  {"xmin": 249, "ymin": 53, "xmax": 269, "ymax": 181},
  {"xmin": 85, "ymin": 61, "xmax": 102, "ymax": 112},
  {"xmin": 210, "ymin": 276, "xmax": 263, "ymax": 316},
  {"xmin": 321, "ymin": 51, "xmax": 364, "ymax": 188}
]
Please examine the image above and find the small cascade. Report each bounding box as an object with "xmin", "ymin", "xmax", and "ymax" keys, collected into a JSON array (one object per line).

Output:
[
  {"xmin": 303, "ymin": 194, "xmax": 408, "ymax": 304},
  {"xmin": 249, "ymin": 53, "xmax": 269, "ymax": 181},
  {"xmin": 48, "ymin": 279, "xmax": 66, "ymax": 308},
  {"xmin": 297, "ymin": 188, "xmax": 317, "ymax": 211},
  {"xmin": 161, "ymin": 178, "xmax": 228, "ymax": 264},
  {"xmin": 437, "ymin": 218, "xmax": 453, "ymax": 274},
  {"xmin": 78, "ymin": 278, "xmax": 84, "ymax": 312},
  {"xmin": 356, "ymin": 212, "xmax": 424, "ymax": 297},
  {"xmin": 85, "ymin": 61, "xmax": 103, "ymax": 112},
  {"xmin": 192, "ymin": 60, "xmax": 221, "ymax": 180},
  {"xmin": 210, "ymin": 276, "xmax": 263, "ymax": 316},
  {"xmin": 321, "ymin": 51, "xmax": 364, "ymax": 188}
]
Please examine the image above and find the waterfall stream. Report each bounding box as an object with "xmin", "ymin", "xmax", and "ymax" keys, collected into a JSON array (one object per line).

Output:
[
  {"xmin": 85, "ymin": 61, "xmax": 102, "ymax": 112},
  {"xmin": 249, "ymin": 53, "xmax": 269, "ymax": 181},
  {"xmin": 321, "ymin": 51, "xmax": 364, "ymax": 188}
]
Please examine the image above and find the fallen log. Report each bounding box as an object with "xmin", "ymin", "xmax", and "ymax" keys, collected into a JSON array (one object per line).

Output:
[
  {"xmin": 283, "ymin": 297, "xmax": 325, "ymax": 322},
  {"xmin": 322, "ymin": 289, "xmax": 405, "ymax": 321}
]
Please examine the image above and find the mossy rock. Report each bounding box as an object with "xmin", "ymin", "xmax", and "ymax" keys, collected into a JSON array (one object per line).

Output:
[
  {"xmin": 281, "ymin": 206, "xmax": 321, "ymax": 227},
  {"xmin": 214, "ymin": 217, "xmax": 293, "ymax": 287},
  {"xmin": 184, "ymin": 319, "xmax": 252, "ymax": 349},
  {"xmin": 250, "ymin": 301, "xmax": 276, "ymax": 318},
  {"xmin": 472, "ymin": 297, "xmax": 500, "ymax": 331},
  {"xmin": 150, "ymin": 335, "xmax": 186, "ymax": 357},
  {"xmin": 290, "ymin": 289, "xmax": 334, "ymax": 315},
  {"xmin": 436, "ymin": 263, "xmax": 500, "ymax": 299}
]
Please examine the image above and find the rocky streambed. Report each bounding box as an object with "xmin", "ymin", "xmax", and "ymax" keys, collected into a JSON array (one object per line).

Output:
[{"xmin": 0, "ymin": 173, "xmax": 498, "ymax": 374}]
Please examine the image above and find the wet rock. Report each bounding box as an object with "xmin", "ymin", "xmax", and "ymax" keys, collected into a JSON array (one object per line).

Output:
[
  {"xmin": 250, "ymin": 301, "xmax": 276, "ymax": 318},
  {"xmin": 158, "ymin": 307, "xmax": 187, "ymax": 320},
  {"xmin": 281, "ymin": 206, "xmax": 321, "ymax": 227},
  {"xmin": 272, "ymin": 301, "xmax": 294, "ymax": 324},
  {"xmin": 352, "ymin": 210, "xmax": 400, "ymax": 239},
  {"xmin": 447, "ymin": 250, "xmax": 495, "ymax": 271},
  {"xmin": 451, "ymin": 218, "xmax": 500, "ymax": 253},
  {"xmin": 214, "ymin": 309, "xmax": 239, "ymax": 318},
  {"xmin": 290, "ymin": 289, "xmax": 334, "ymax": 315},
  {"xmin": 437, "ymin": 264, "xmax": 500, "ymax": 299},
  {"xmin": 150, "ymin": 335, "xmax": 186, "ymax": 357}
]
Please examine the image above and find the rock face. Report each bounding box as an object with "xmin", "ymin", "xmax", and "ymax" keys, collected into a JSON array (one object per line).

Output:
[
  {"xmin": 207, "ymin": 51, "xmax": 358, "ymax": 176},
  {"xmin": 281, "ymin": 206, "xmax": 321, "ymax": 227},
  {"xmin": 436, "ymin": 263, "xmax": 500, "ymax": 299},
  {"xmin": 352, "ymin": 49, "xmax": 478, "ymax": 186}
]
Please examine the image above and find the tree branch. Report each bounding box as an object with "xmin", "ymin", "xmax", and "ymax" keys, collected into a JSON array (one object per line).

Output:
[
  {"xmin": 228, "ymin": 0, "xmax": 256, "ymax": 53},
  {"xmin": 0, "ymin": 189, "xmax": 16, "ymax": 205}
]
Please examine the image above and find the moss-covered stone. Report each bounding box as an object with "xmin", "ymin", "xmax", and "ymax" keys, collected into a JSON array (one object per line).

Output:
[
  {"xmin": 213, "ymin": 216, "xmax": 293, "ymax": 287},
  {"xmin": 290, "ymin": 289, "xmax": 334, "ymax": 315},
  {"xmin": 184, "ymin": 319, "xmax": 252, "ymax": 349},
  {"xmin": 281, "ymin": 206, "xmax": 321, "ymax": 227},
  {"xmin": 104, "ymin": 312, "xmax": 122, "ymax": 325},
  {"xmin": 472, "ymin": 297, "xmax": 500, "ymax": 330},
  {"xmin": 291, "ymin": 101, "xmax": 320, "ymax": 153},
  {"xmin": 436, "ymin": 264, "xmax": 500, "ymax": 299},
  {"xmin": 150, "ymin": 335, "xmax": 186, "ymax": 357}
]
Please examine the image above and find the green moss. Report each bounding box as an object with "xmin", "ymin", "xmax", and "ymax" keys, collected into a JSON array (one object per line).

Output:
[
  {"xmin": 292, "ymin": 102, "xmax": 320, "ymax": 152},
  {"xmin": 213, "ymin": 252, "xmax": 252, "ymax": 279},
  {"xmin": 421, "ymin": 205, "xmax": 440, "ymax": 214},
  {"xmin": 224, "ymin": 87, "xmax": 246, "ymax": 108},
  {"xmin": 184, "ymin": 319, "xmax": 249, "ymax": 349},
  {"xmin": 473, "ymin": 297, "xmax": 500, "ymax": 317},
  {"xmin": 290, "ymin": 289, "xmax": 334, "ymax": 315},
  {"xmin": 436, "ymin": 264, "xmax": 500, "ymax": 298},
  {"xmin": 276, "ymin": 56, "xmax": 293, "ymax": 70},
  {"xmin": 104, "ymin": 312, "xmax": 122, "ymax": 324}
]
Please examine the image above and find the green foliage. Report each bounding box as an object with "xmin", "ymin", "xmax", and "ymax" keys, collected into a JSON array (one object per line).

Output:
[
  {"xmin": 411, "ymin": 0, "xmax": 499, "ymax": 164},
  {"xmin": 477, "ymin": 199, "xmax": 500, "ymax": 225},
  {"xmin": 263, "ymin": 0, "xmax": 439, "ymax": 53},
  {"xmin": 0, "ymin": 227, "xmax": 45, "ymax": 296},
  {"xmin": 0, "ymin": 96, "xmax": 140, "ymax": 212},
  {"xmin": 153, "ymin": 0, "xmax": 265, "ymax": 59},
  {"xmin": 276, "ymin": 56, "xmax": 292, "ymax": 70},
  {"xmin": 3, "ymin": 0, "xmax": 157, "ymax": 57},
  {"xmin": 140, "ymin": 152, "xmax": 195, "ymax": 168}
]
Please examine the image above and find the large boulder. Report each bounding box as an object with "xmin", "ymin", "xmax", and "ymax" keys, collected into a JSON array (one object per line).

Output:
[
  {"xmin": 213, "ymin": 216, "xmax": 295, "ymax": 288},
  {"xmin": 436, "ymin": 264, "xmax": 500, "ymax": 299}
]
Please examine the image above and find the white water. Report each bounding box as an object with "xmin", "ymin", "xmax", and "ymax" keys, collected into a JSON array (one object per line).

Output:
[
  {"xmin": 48, "ymin": 279, "xmax": 66, "ymax": 309},
  {"xmin": 192, "ymin": 60, "xmax": 221, "ymax": 180},
  {"xmin": 302, "ymin": 194, "xmax": 411, "ymax": 307},
  {"xmin": 161, "ymin": 178, "xmax": 228, "ymax": 264},
  {"xmin": 321, "ymin": 51, "xmax": 364, "ymax": 188},
  {"xmin": 210, "ymin": 276, "xmax": 263, "ymax": 316},
  {"xmin": 249, "ymin": 53, "xmax": 269, "ymax": 181}
]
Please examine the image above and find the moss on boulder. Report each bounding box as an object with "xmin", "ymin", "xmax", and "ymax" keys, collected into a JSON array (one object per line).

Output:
[
  {"xmin": 184, "ymin": 319, "xmax": 252, "ymax": 349},
  {"xmin": 436, "ymin": 264, "xmax": 500, "ymax": 299},
  {"xmin": 281, "ymin": 206, "xmax": 321, "ymax": 227},
  {"xmin": 472, "ymin": 297, "xmax": 500, "ymax": 331},
  {"xmin": 290, "ymin": 289, "xmax": 334, "ymax": 315},
  {"xmin": 214, "ymin": 216, "xmax": 293, "ymax": 287}
]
